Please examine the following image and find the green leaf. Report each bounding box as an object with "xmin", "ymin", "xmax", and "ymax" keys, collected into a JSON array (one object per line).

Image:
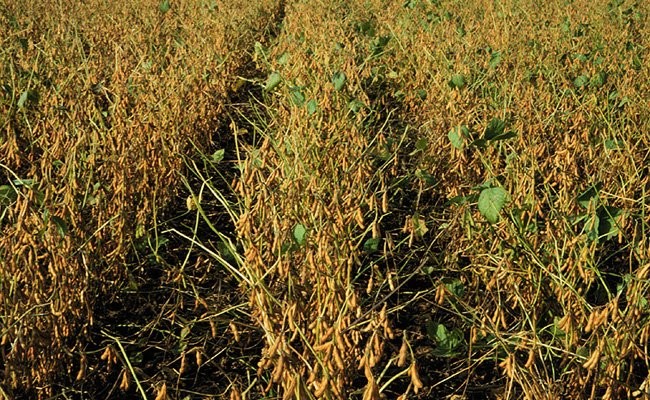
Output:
[
  {"xmin": 217, "ymin": 240, "xmax": 236, "ymax": 263},
  {"xmin": 449, "ymin": 74, "xmax": 466, "ymax": 89},
  {"xmin": 574, "ymin": 53, "xmax": 589, "ymax": 62},
  {"xmin": 0, "ymin": 185, "xmax": 18, "ymax": 206},
  {"xmin": 478, "ymin": 187, "xmax": 509, "ymax": 223},
  {"xmin": 355, "ymin": 20, "xmax": 375, "ymax": 37},
  {"xmin": 307, "ymin": 99, "xmax": 318, "ymax": 115},
  {"xmin": 573, "ymin": 74, "xmax": 589, "ymax": 88},
  {"xmin": 156, "ymin": 236, "xmax": 169, "ymax": 248},
  {"xmin": 254, "ymin": 41, "xmax": 266, "ymax": 59},
  {"xmin": 448, "ymin": 125, "xmax": 469, "ymax": 149},
  {"xmin": 17, "ymin": 90, "xmax": 29, "ymax": 108},
  {"xmin": 363, "ymin": 237, "xmax": 380, "ymax": 253},
  {"xmin": 179, "ymin": 324, "xmax": 191, "ymax": 352},
  {"xmin": 264, "ymin": 72, "xmax": 282, "ymax": 91},
  {"xmin": 415, "ymin": 137, "xmax": 428, "ymax": 151},
  {"xmin": 50, "ymin": 215, "xmax": 68, "ymax": 237},
  {"xmin": 159, "ymin": 0, "xmax": 170, "ymax": 13},
  {"xmin": 211, "ymin": 149, "xmax": 225, "ymax": 163},
  {"xmin": 293, "ymin": 223, "xmax": 306, "ymax": 245},
  {"xmin": 415, "ymin": 169, "xmax": 436, "ymax": 185},
  {"xmin": 13, "ymin": 178, "xmax": 34, "ymax": 188},
  {"xmin": 590, "ymin": 71, "xmax": 606, "ymax": 88},
  {"xmin": 489, "ymin": 131, "xmax": 517, "ymax": 141},
  {"xmin": 277, "ymin": 52, "xmax": 289, "ymax": 65},
  {"xmin": 471, "ymin": 182, "xmax": 492, "ymax": 191},
  {"xmin": 484, "ymin": 118, "xmax": 506, "ymax": 140},
  {"xmin": 604, "ymin": 139, "xmax": 624, "ymax": 150},
  {"xmin": 489, "ymin": 51, "xmax": 502, "ymax": 68},
  {"xmin": 422, "ymin": 265, "xmax": 435, "ymax": 275},
  {"xmin": 443, "ymin": 278, "xmax": 465, "ymax": 297},
  {"xmin": 290, "ymin": 87, "xmax": 305, "ymax": 106},
  {"xmin": 597, "ymin": 206, "xmax": 623, "ymax": 240},
  {"xmin": 332, "ymin": 71, "xmax": 346, "ymax": 91},
  {"xmin": 586, "ymin": 214, "xmax": 600, "ymax": 241},
  {"xmin": 447, "ymin": 194, "xmax": 470, "ymax": 205},
  {"xmin": 616, "ymin": 274, "xmax": 631, "ymax": 297},
  {"xmin": 180, "ymin": 325, "xmax": 191, "ymax": 341},
  {"xmin": 551, "ymin": 317, "xmax": 567, "ymax": 338},
  {"xmin": 403, "ymin": 0, "xmax": 418, "ymax": 9},
  {"xmin": 577, "ymin": 183, "xmax": 602, "ymax": 208},
  {"xmin": 575, "ymin": 345, "xmax": 589, "ymax": 358},
  {"xmin": 471, "ymin": 138, "xmax": 487, "ymax": 148},
  {"xmin": 348, "ymin": 99, "xmax": 364, "ymax": 113},
  {"xmin": 86, "ymin": 194, "xmax": 97, "ymax": 206},
  {"xmin": 371, "ymin": 35, "xmax": 391, "ymax": 57},
  {"xmin": 426, "ymin": 321, "xmax": 464, "ymax": 356},
  {"xmin": 135, "ymin": 224, "xmax": 146, "ymax": 239},
  {"xmin": 435, "ymin": 323, "xmax": 448, "ymax": 342},
  {"xmin": 560, "ymin": 17, "xmax": 571, "ymax": 34}
]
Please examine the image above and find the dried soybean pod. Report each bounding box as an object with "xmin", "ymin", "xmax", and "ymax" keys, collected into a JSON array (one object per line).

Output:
[{"xmin": 397, "ymin": 336, "xmax": 408, "ymax": 367}]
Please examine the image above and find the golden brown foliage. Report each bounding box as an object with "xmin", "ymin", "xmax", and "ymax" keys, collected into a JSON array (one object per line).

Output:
[
  {"xmin": 236, "ymin": 0, "xmax": 649, "ymax": 398},
  {"xmin": 378, "ymin": 0, "xmax": 649, "ymax": 397},
  {"xmin": 0, "ymin": 0, "xmax": 278, "ymax": 395},
  {"xmin": 237, "ymin": 1, "xmax": 383, "ymax": 396},
  {"xmin": 1, "ymin": 0, "xmax": 648, "ymax": 398}
]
